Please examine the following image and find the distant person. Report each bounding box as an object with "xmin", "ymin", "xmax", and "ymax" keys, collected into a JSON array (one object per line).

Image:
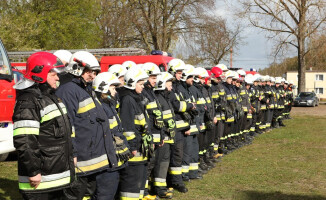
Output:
[{"xmin": 13, "ymin": 52, "xmax": 75, "ymax": 200}]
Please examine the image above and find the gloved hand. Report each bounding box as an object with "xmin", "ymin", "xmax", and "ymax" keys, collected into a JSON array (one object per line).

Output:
[
  {"xmin": 168, "ymin": 128, "xmax": 176, "ymax": 138},
  {"xmin": 205, "ymin": 121, "xmax": 214, "ymax": 130},
  {"xmin": 182, "ymin": 112, "xmax": 192, "ymax": 121},
  {"xmin": 153, "ymin": 110, "xmax": 164, "ymax": 128},
  {"xmin": 114, "ymin": 136, "xmax": 132, "ymax": 162},
  {"xmin": 167, "ymin": 119, "xmax": 176, "ymax": 138}
]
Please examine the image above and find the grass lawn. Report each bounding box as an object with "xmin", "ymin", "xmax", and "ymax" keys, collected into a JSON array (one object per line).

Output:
[{"xmin": 1, "ymin": 115, "xmax": 326, "ymax": 200}]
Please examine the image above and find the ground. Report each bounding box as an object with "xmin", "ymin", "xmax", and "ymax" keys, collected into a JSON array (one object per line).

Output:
[{"xmin": 0, "ymin": 106, "xmax": 326, "ymax": 200}]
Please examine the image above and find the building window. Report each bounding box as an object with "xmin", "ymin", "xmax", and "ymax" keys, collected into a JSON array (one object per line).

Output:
[
  {"xmin": 315, "ymin": 88, "xmax": 324, "ymax": 94},
  {"xmin": 315, "ymin": 74, "xmax": 324, "ymax": 81}
]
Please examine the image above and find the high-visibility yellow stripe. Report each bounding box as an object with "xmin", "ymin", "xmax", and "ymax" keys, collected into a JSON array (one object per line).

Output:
[
  {"xmin": 116, "ymin": 147, "xmax": 129, "ymax": 154},
  {"xmin": 176, "ymin": 120, "xmax": 189, "ymax": 128},
  {"xmin": 179, "ymin": 101, "xmax": 187, "ymax": 112},
  {"xmin": 154, "ymin": 182, "xmax": 167, "ymax": 187},
  {"xmin": 169, "ymin": 167, "xmax": 182, "ymax": 175},
  {"xmin": 163, "ymin": 114, "xmax": 173, "ymax": 119},
  {"xmin": 109, "ymin": 120, "xmax": 118, "ymax": 129},
  {"xmin": 128, "ymin": 155, "xmax": 147, "ymax": 162},
  {"xmin": 41, "ymin": 108, "xmax": 67, "ymax": 123},
  {"xmin": 146, "ymin": 102, "xmax": 158, "ymax": 109},
  {"xmin": 134, "ymin": 118, "xmax": 146, "ymax": 126},
  {"xmin": 77, "ymin": 102, "xmax": 96, "ymax": 114},
  {"xmin": 120, "ymin": 192, "xmax": 140, "ymax": 200},
  {"xmin": 219, "ymin": 92, "xmax": 225, "ymax": 95},
  {"xmin": 189, "ymin": 163, "xmax": 198, "ymax": 170},
  {"xmin": 76, "ymin": 159, "xmax": 109, "ymax": 173},
  {"xmin": 19, "ymin": 177, "xmax": 70, "ymax": 190},
  {"xmin": 13, "ymin": 128, "xmax": 39, "ymax": 136},
  {"xmin": 123, "ymin": 132, "xmax": 136, "ymax": 140}
]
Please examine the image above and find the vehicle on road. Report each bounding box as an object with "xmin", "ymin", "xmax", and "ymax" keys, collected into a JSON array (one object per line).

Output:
[{"xmin": 293, "ymin": 92, "xmax": 319, "ymax": 107}]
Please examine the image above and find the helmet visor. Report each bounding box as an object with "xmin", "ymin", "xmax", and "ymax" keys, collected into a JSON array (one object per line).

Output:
[{"xmin": 51, "ymin": 66, "xmax": 66, "ymax": 74}]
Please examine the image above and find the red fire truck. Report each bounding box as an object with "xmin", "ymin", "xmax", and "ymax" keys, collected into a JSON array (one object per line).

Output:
[{"xmin": 0, "ymin": 38, "xmax": 20, "ymax": 161}]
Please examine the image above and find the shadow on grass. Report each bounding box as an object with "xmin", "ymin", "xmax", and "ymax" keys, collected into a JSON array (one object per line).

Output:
[
  {"xmin": 240, "ymin": 190, "xmax": 326, "ymax": 200},
  {"xmin": 0, "ymin": 178, "xmax": 20, "ymax": 200}
]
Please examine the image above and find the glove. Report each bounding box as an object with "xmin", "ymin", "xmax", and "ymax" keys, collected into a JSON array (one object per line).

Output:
[
  {"xmin": 182, "ymin": 112, "xmax": 192, "ymax": 121},
  {"xmin": 153, "ymin": 110, "xmax": 164, "ymax": 128},
  {"xmin": 167, "ymin": 119, "xmax": 176, "ymax": 138},
  {"xmin": 114, "ymin": 136, "xmax": 132, "ymax": 162},
  {"xmin": 141, "ymin": 134, "xmax": 154, "ymax": 158},
  {"xmin": 205, "ymin": 121, "xmax": 214, "ymax": 130}
]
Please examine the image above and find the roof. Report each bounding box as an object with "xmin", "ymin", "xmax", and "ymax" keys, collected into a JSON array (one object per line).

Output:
[{"xmin": 287, "ymin": 70, "xmax": 326, "ymax": 73}]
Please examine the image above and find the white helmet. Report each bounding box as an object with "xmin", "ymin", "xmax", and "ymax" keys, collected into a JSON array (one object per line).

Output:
[
  {"xmin": 284, "ymin": 80, "xmax": 289, "ymax": 84},
  {"xmin": 181, "ymin": 64, "xmax": 198, "ymax": 81},
  {"xmin": 108, "ymin": 64, "xmax": 127, "ymax": 78},
  {"xmin": 224, "ymin": 70, "xmax": 234, "ymax": 79},
  {"xmin": 66, "ymin": 51, "xmax": 100, "ymax": 76},
  {"xmin": 289, "ymin": 80, "xmax": 294, "ymax": 85},
  {"xmin": 155, "ymin": 72, "xmax": 174, "ymax": 91},
  {"xmin": 270, "ymin": 77, "xmax": 276, "ymax": 82},
  {"xmin": 281, "ymin": 78, "xmax": 286, "ymax": 82},
  {"xmin": 275, "ymin": 78, "xmax": 282, "ymax": 84},
  {"xmin": 92, "ymin": 72, "xmax": 121, "ymax": 93},
  {"xmin": 141, "ymin": 62, "xmax": 161, "ymax": 76},
  {"xmin": 167, "ymin": 59, "xmax": 186, "ymax": 74},
  {"xmin": 265, "ymin": 75, "xmax": 271, "ymax": 82},
  {"xmin": 196, "ymin": 67, "xmax": 209, "ymax": 78},
  {"xmin": 237, "ymin": 69, "xmax": 246, "ymax": 77},
  {"xmin": 216, "ymin": 64, "xmax": 228, "ymax": 72},
  {"xmin": 232, "ymin": 71, "xmax": 239, "ymax": 80},
  {"xmin": 122, "ymin": 61, "xmax": 137, "ymax": 70},
  {"xmin": 53, "ymin": 50, "xmax": 72, "ymax": 65},
  {"xmin": 253, "ymin": 74, "xmax": 261, "ymax": 82},
  {"xmin": 245, "ymin": 74, "xmax": 254, "ymax": 84},
  {"xmin": 124, "ymin": 68, "xmax": 149, "ymax": 90}
]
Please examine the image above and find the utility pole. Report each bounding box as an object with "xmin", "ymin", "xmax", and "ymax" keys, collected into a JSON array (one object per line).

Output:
[{"xmin": 230, "ymin": 48, "xmax": 233, "ymax": 68}]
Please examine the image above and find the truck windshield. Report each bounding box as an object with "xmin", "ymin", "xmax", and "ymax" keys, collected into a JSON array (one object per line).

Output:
[{"xmin": 0, "ymin": 40, "xmax": 12, "ymax": 80}]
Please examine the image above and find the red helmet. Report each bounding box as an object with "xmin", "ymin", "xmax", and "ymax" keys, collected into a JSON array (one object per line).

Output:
[
  {"xmin": 25, "ymin": 52, "xmax": 65, "ymax": 83},
  {"xmin": 211, "ymin": 67, "xmax": 223, "ymax": 78}
]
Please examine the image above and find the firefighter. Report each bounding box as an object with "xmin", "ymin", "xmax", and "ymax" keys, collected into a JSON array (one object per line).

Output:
[
  {"xmin": 140, "ymin": 62, "xmax": 163, "ymax": 200},
  {"xmin": 179, "ymin": 65, "xmax": 202, "ymax": 180},
  {"xmin": 287, "ymin": 81, "xmax": 294, "ymax": 119},
  {"xmin": 118, "ymin": 67, "xmax": 151, "ymax": 200},
  {"xmin": 243, "ymin": 75, "xmax": 254, "ymax": 142},
  {"xmin": 274, "ymin": 78, "xmax": 286, "ymax": 127},
  {"xmin": 270, "ymin": 77, "xmax": 279, "ymax": 129},
  {"xmin": 13, "ymin": 52, "xmax": 75, "ymax": 200},
  {"xmin": 92, "ymin": 72, "xmax": 132, "ymax": 199},
  {"xmin": 56, "ymin": 51, "xmax": 118, "ymax": 199},
  {"xmin": 53, "ymin": 50, "xmax": 74, "ymax": 86},
  {"xmin": 167, "ymin": 59, "xmax": 193, "ymax": 193},
  {"xmin": 210, "ymin": 66, "xmax": 227, "ymax": 157},
  {"xmin": 222, "ymin": 71, "xmax": 237, "ymax": 154},
  {"xmin": 108, "ymin": 64, "xmax": 128, "ymax": 111},
  {"xmin": 152, "ymin": 72, "xmax": 177, "ymax": 199},
  {"xmin": 195, "ymin": 67, "xmax": 217, "ymax": 169}
]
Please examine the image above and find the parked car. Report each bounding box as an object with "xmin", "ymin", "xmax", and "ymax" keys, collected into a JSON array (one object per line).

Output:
[{"xmin": 293, "ymin": 92, "xmax": 319, "ymax": 107}]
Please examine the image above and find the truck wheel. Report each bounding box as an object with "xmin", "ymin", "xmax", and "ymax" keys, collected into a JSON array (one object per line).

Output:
[{"xmin": 0, "ymin": 153, "xmax": 9, "ymax": 162}]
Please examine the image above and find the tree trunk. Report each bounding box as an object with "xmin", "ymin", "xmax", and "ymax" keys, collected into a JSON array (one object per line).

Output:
[{"xmin": 297, "ymin": 38, "xmax": 306, "ymax": 92}]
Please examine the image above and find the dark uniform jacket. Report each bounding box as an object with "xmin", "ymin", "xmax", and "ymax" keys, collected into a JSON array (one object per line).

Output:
[
  {"xmin": 155, "ymin": 90, "xmax": 177, "ymax": 144},
  {"xmin": 142, "ymin": 82, "xmax": 164, "ymax": 144},
  {"xmin": 169, "ymin": 80, "xmax": 194, "ymax": 132},
  {"xmin": 56, "ymin": 78, "xmax": 117, "ymax": 176},
  {"xmin": 13, "ymin": 84, "xmax": 74, "ymax": 193},
  {"xmin": 222, "ymin": 82, "xmax": 236, "ymax": 122},
  {"xmin": 119, "ymin": 88, "xmax": 150, "ymax": 165},
  {"xmin": 97, "ymin": 94, "xmax": 129, "ymax": 170}
]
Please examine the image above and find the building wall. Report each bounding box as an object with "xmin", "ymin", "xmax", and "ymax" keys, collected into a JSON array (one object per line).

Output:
[{"xmin": 286, "ymin": 71, "xmax": 326, "ymax": 99}]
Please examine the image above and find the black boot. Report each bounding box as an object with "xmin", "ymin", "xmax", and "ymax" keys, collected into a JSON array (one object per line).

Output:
[
  {"xmin": 204, "ymin": 152, "xmax": 216, "ymax": 168},
  {"xmin": 279, "ymin": 119, "xmax": 286, "ymax": 127},
  {"xmin": 199, "ymin": 156, "xmax": 210, "ymax": 171}
]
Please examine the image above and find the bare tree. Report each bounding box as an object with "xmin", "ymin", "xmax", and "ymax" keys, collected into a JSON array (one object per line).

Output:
[
  {"xmin": 238, "ymin": 0, "xmax": 326, "ymax": 92},
  {"xmin": 183, "ymin": 15, "xmax": 242, "ymax": 65}
]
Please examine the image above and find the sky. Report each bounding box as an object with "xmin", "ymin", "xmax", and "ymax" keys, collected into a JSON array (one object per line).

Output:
[{"xmin": 215, "ymin": 0, "xmax": 275, "ymax": 71}]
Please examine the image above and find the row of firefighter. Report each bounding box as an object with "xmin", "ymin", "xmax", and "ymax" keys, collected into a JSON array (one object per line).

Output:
[{"xmin": 12, "ymin": 50, "xmax": 293, "ymax": 200}]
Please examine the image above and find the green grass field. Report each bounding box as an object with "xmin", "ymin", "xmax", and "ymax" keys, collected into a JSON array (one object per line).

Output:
[{"xmin": 1, "ymin": 115, "xmax": 326, "ymax": 200}]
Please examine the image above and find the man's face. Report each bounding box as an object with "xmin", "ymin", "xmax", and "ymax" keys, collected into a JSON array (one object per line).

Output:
[
  {"xmin": 246, "ymin": 84, "xmax": 250, "ymax": 89},
  {"xmin": 253, "ymin": 81, "xmax": 258, "ymax": 86},
  {"xmin": 226, "ymin": 77, "xmax": 232, "ymax": 84},
  {"xmin": 135, "ymin": 80, "xmax": 145, "ymax": 94},
  {"xmin": 118, "ymin": 76, "xmax": 125, "ymax": 87},
  {"xmin": 165, "ymin": 81, "xmax": 172, "ymax": 91},
  {"xmin": 175, "ymin": 70, "xmax": 183, "ymax": 80},
  {"xmin": 276, "ymin": 83, "xmax": 280, "ymax": 87},
  {"xmin": 148, "ymin": 75, "xmax": 157, "ymax": 87},
  {"xmin": 82, "ymin": 70, "xmax": 98, "ymax": 83},
  {"xmin": 47, "ymin": 71, "xmax": 60, "ymax": 89},
  {"xmin": 185, "ymin": 76, "xmax": 193, "ymax": 85},
  {"xmin": 108, "ymin": 85, "xmax": 117, "ymax": 97}
]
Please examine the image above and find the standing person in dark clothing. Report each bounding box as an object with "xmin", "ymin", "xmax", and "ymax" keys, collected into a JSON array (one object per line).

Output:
[{"xmin": 13, "ymin": 52, "xmax": 75, "ymax": 200}]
